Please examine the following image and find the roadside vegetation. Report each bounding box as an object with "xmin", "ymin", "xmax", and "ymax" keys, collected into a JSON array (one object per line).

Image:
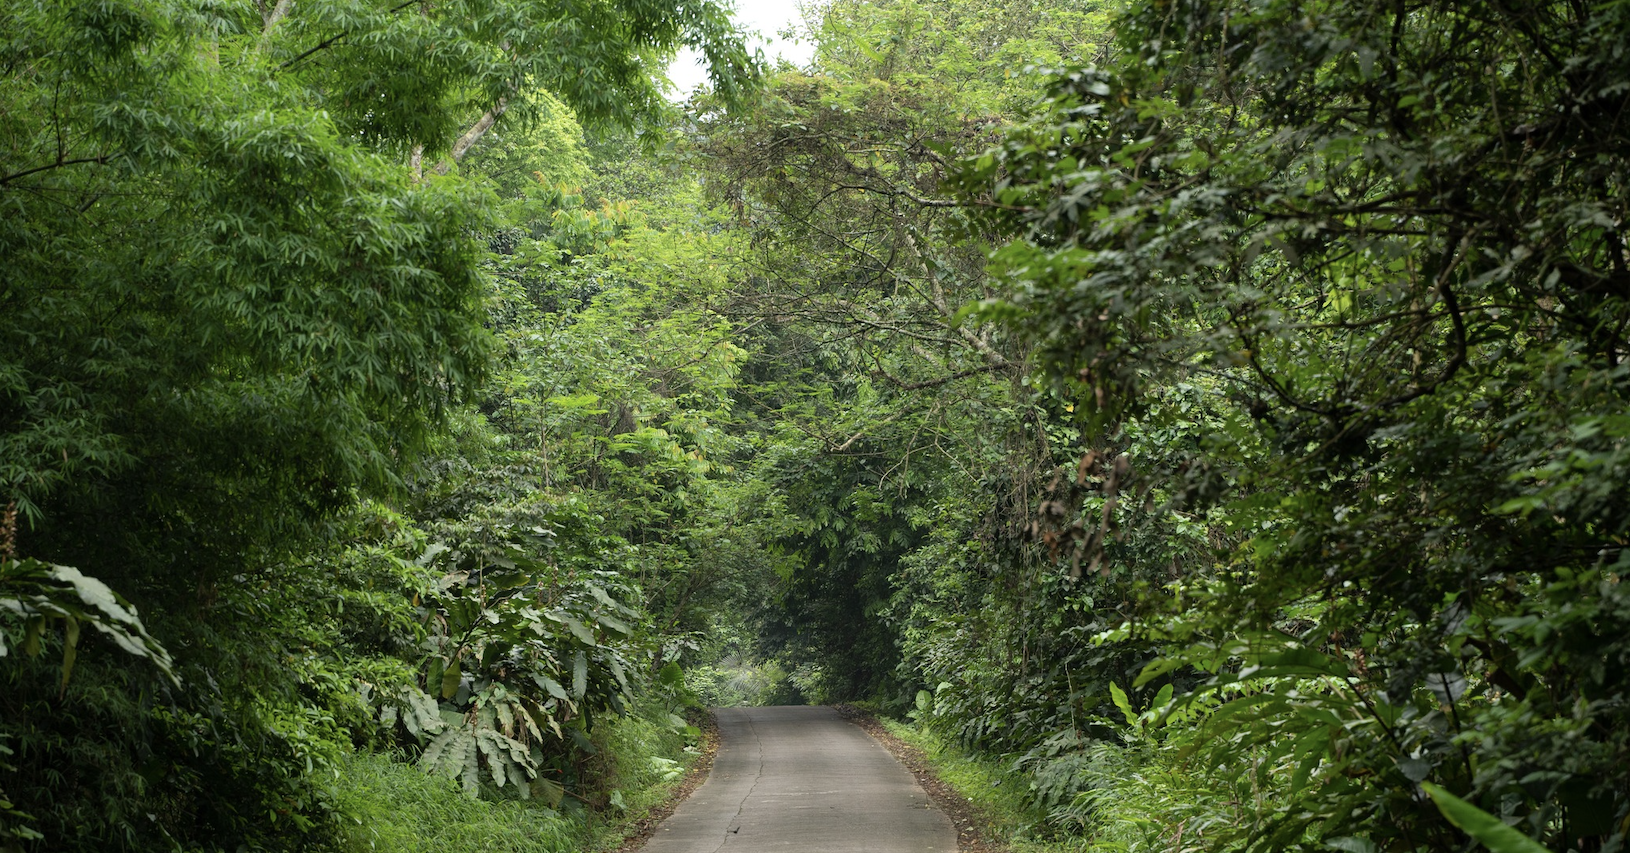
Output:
[{"xmin": 4, "ymin": 0, "xmax": 1626, "ymax": 852}]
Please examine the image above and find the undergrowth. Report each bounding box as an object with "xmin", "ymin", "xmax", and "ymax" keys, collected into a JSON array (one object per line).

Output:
[
  {"xmin": 328, "ymin": 699, "xmax": 703, "ymax": 853},
  {"xmin": 329, "ymin": 752, "xmax": 578, "ymax": 853},
  {"xmin": 879, "ymin": 718, "xmax": 1077, "ymax": 853},
  {"xmin": 880, "ymin": 718, "xmax": 1227, "ymax": 853}
]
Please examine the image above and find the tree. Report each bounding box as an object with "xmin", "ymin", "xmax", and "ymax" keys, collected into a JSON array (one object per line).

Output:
[
  {"xmin": 692, "ymin": 0, "xmax": 1108, "ymax": 702},
  {"xmin": 0, "ymin": 0, "xmax": 754, "ymax": 847},
  {"xmin": 962, "ymin": 0, "xmax": 1630, "ymax": 847}
]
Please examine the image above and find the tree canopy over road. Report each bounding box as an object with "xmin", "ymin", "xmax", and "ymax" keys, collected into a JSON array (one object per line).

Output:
[{"xmin": 2, "ymin": 0, "xmax": 1625, "ymax": 851}]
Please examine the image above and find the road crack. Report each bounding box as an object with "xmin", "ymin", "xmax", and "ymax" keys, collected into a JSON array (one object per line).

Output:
[{"xmin": 709, "ymin": 712, "xmax": 765, "ymax": 852}]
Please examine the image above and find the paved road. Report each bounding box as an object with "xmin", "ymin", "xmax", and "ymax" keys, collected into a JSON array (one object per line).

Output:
[{"xmin": 637, "ymin": 706, "xmax": 958, "ymax": 853}]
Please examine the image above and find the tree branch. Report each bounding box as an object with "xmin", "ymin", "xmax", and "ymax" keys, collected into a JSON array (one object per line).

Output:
[
  {"xmin": 1, "ymin": 154, "xmax": 112, "ymax": 186},
  {"xmin": 900, "ymin": 227, "xmax": 1011, "ymax": 369},
  {"xmin": 433, "ymin": 98, "xmax": 509, "ymax": 175},
  {"xmin": 259, "ymin": 0, "xmax": 294, "ymax": 49},
  {"xmin": 279, "ymin": 0, "xmax": 418, "ymax": 70}
]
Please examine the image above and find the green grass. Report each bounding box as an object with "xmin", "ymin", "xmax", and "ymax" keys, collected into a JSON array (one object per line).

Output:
[
  {"xmin": 880, "ymin": 717, "xmax": 1247, "ymax": 853},
  {"xmin": 580, "ymin": 705, "xmax": 702, "ymax": 850},
  {"xmin": 326, "ymin": 702, "xmax": 704, "ymax": 853},
  {"xmin": 327, "ymin": 751, "xmax": 579, "ymax": 853},
  {"xmin": 878, "ymin": 719, "xmax": 1090, "ymax": 853}
]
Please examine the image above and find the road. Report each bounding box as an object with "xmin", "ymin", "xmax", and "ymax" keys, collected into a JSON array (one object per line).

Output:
[{"xmin": 636, "ymin": 705, "xmax": 958, "ymax": 853}]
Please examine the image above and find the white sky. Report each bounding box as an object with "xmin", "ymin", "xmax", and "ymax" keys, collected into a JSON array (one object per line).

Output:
[{"xmin": 666, "ymin": 0, "xmax": 818, "ymax": 98}]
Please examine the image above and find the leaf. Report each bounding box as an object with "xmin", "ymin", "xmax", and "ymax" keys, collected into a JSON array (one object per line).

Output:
[
  {"xmin": 533, "ymin": 777, "xmax": 565, "ymax": 808},
  {"xmin": 59, "ymin": 616, "xmax": 80, "ymax": 699},
  {"xmin": 441, "ymin": 660, "xmax": 462, "ymax": 700},
  {"xmin": 1109, "ymin": 682, "xmax": 1137, "ymax": 726},
  {"xmin": 477, "ymin": 734, "xmax": 507, "ymax": 787},
  {"xmin": 572, "ymin": 651, "xmax": 588, "ymax": 699},
  {"xmin": 1134, "ymin": 656, "xmax": 1183, "ymax": 688},
  {"xmin": 407, "ymin": 687, "xmax": 446, "ymax": 735},
  {"xmin": 535, "ymin": 674, "xmax": 568, "ymax": 700},
  {"xmin": 564, "ymin": 617, "xmax": 597, "ymax": 647},
  {"xmin": 415, "ymin": 543, "xmax": 450, "ymax": 567},
  {"xmin": 595, "ymin": 613, "xmax": 631, "ymax": 637},
  {"xmin": 1426, "ymin": 671, "xmax": 1467, "ymax": 704},
  {"xmin": 1397, "ymin": 755, "xmax": 1433, "ymax": 783},
  {"xmin": 1, "ymin": 560, "xmax": 177, "ymax": 687},
  {"xmin": 1151, "ymin": 683, "xmax": 1174, "ymax": 712},
  {"xmin": 1325, "ymin": 837, "xmax": 1376, "ymax": 853},
  {"xmin": 421, "ymin": 727, "xmax": 462, "ymax": 772},
  {"xmin": 460, "ymin": 737, "xmax": 481, "ymax": 796},
  {"xmin": 21, "ymin": 615, "xmax": 43, "ymax": 658},
  {"xmin": 1290, "ymin": 729, "xmax": 1332, "ymax": 791},
  {"xmin": 1422, "ymin": 783, "xmax": 1555, "ymax": 853}
]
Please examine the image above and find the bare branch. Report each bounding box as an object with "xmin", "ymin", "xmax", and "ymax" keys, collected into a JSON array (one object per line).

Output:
[
  {"xmin": 279, "ymin": 0, "xmax": 417, "ymax": 70},
  {"xmin": 832, "ymin": 409, "xmax": 908, "ymax": 453},
  {"xmin": 1, "ymin": 154, "xmax": 112, "ymax": 186}
]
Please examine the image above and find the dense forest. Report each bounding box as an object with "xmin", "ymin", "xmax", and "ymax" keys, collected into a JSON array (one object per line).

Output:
[{"xmin": 2, "ymin": 0, "xmax": 1627, "ymax": 851}]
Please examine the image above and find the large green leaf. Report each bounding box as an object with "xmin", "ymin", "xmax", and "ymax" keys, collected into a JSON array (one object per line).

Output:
[
  {"xmin": 1109, "ymin": 683, "xmax": 1137, "ymax": 726},
  {"xmin": 0, "ymin": 559, "xmax": 176, "ymax": 688},
  {"xmin": 1422, "ymin": 783, "xmax": 1555, "ymax": 853}
]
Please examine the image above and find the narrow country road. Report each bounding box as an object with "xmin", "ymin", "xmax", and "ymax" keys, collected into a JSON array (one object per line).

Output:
[{"xmin": 637, "ymin": 706, "xmax": 958, "ymax": 853}]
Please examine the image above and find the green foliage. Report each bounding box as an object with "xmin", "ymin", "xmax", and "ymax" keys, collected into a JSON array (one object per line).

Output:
[
  {"xmin": 953, "ymin": 0, "xmax": 1630, "ymax": 849},
  {"xmin": 686, "ymin": 658, "xmax": 805, "ymax": 707},
  {"xmin": 1424, "ymin": 783, "xmax": 1556, "ymax": 853},
  {"xmin": 0, "ymin": 559, "xmax": 176, "ymax": 694},
  {"xmin": 878, "ymin": 717, "xmax": 1069, "ymax": 852},
  {"xmin": 0, "ymin": 0, "xmax": 756, "ymax": 845},
  {"xmin": 329, "ymin": 751, "xmax": 578, "ymax": 853},
  {"xmin": 332, "ymin": 690, "xmax": 706, "ymax": 853},
  {"xmin": 689, "ymin": 0, "xmax": 1114, "ymax": 708},
  {"xmin": 17, "ymin": 1, "xmax": 1630, "ymax": 851},
  {"xmin": 461, "ymin": 94, "xmax": 594, "ymax": 200},
  {"xmin": 395, "ymin": 532, "xmax": 647, "ymax": 800}
]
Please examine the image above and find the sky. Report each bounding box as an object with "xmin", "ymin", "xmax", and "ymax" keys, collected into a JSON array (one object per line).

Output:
[{"xmin": 665, "ymin": 0, "xmax": 819, "ymax": 97}]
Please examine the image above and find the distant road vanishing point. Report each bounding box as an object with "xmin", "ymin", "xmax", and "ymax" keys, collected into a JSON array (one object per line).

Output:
[{"xmin": 636, "ymin": 706, "xmax": 958, "ymax": 853}]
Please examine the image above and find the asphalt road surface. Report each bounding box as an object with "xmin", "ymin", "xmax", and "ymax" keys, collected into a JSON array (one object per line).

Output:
[{"xmin": 636, "ymin": 705, "xmax": 958, "ymax": 853}]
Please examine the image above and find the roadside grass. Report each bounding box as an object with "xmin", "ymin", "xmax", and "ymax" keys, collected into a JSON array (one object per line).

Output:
[
  {"xmin": 581, "ymin": 704, "xmax": 703, "ymax": 850},
  {"xmin": 328, "ymin": 701, "xmax": 705, "ymax": 853},
  {"xmin": 878, "ymin": 715, "xmax": 1240, "ymax": 853},
  {"xmin": 329, "ymin": 751, "xmax": 578, "ymax": 853},
  {"xmin": 876, "ymin": 718, "xmax": 1091, "ymax": 853}
]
